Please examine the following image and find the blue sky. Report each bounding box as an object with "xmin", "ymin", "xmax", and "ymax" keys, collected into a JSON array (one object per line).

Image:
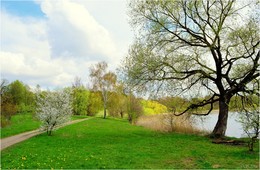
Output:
[
  {"xmin": 1, "ymin": 0, "xmax": 133, "ymax": 89},
  {"xmin": 1, "ymin": 0, "xmax": 44, "ymax": 17}
]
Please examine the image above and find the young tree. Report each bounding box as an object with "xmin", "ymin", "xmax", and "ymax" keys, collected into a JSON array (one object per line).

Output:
[
  {"xmin": 122, "ymin": 0, "xmax": 259, "ymax": 137},
  {"xmin": 36, "ymin": 89, "xmax": 72, "ymax": 136},
  {"xmin": 108, "ymin": 92, "xmax": 127, "ymax": 118},
  {"xmin": 1, "ymin": 92, "xmax": 17, "ymax": 127},
  {"xmin": 107, "ymin": 83, "xmax": 128, "ymax": 118},
  {"xmin": 237, "ymin": 94, "xmax": 259, "ymax": 151},
  {"xmin": 89, "ymin": 61, "xmax": 117, "ymax": 119},
  {"xmin": 127, "ymin": 95, "xmax": 144, "ymax": 124}
]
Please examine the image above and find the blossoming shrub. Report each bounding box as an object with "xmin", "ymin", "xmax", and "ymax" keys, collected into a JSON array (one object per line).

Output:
[{"xmin": 36, "ymin": 89, "xmax": 72, "ymax": 135}]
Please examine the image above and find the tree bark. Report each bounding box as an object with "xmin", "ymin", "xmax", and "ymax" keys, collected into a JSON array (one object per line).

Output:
[
  {"xmin": 103, "ymin": 107, "xmax": 107, "ymax": 119},
  {"xmin": 212, "ymin": 98, "xmax": 230, "ymax": 138},
  {"xmin": 120, "ymin": 111, "xmax": 123, "ymax": 118}
]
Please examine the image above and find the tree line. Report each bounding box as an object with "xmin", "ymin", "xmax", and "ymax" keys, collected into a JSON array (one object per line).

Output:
[{"xmin": 2, "ymin": 75, "xmax": 257, "ymax": 128}]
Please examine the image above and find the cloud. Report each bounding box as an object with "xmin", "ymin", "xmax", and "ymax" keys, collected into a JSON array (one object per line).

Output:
[
  {"xmin": 41, "ymin": 0, "xmax": 119, "ymax": 61},
  {"xmin": 1, "ymin": 10, "xmax": 50, "ymax": 59},
  {"xmin": 1, "ymin": 0, "xmax": 132, "ymax": 88}
]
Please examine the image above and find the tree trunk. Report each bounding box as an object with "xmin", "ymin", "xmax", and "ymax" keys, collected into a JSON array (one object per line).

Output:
[
  {"xmin": 212, "ymin": 99, "xmax": 230, "ymax": 138},
  {"xmin": 103, "ymin": 106, "xmax": 107, "ymax": 119},
  {"xmin": 249, "ymin": 140, "xmax": 254, "ymax": 151},
  {"xmin": 103, "ymin": 90, "xmax": 107, "ymax": 119}
]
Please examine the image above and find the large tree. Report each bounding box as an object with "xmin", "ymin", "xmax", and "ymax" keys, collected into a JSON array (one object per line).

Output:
[
  {"xmin": 122, "ymin": 0, "xmax": 259, "ymax": 137},
  {"xmin": 89, "ymin": 61, "xmax": 117, "ymax": 119}
]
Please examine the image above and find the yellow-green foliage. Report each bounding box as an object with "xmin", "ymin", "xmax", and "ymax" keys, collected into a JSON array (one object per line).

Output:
[{"xmin": 141, "ymin": 100, "xmax": 167, "ymax": 115}]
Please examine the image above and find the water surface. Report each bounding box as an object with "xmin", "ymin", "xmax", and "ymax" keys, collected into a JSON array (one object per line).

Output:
[{"xmin": 193, "ymin": 112, "xmax": 246, "ymax": 138}]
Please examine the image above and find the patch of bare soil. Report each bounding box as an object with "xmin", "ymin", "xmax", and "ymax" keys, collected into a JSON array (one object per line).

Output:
[{"xmin": 212, "ymin": 139, "xmax": 246, "ymax": 146}]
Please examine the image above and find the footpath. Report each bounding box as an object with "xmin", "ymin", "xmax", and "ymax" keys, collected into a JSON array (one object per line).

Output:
[{"xmin": 0, "ymin": 118, "xmax": 91, "ymax": 151}]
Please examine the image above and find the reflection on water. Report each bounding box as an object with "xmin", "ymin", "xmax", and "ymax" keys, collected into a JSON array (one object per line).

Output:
[{"xmin": 193, "ymin": 112, "xmax": 246, "ymax": 138}]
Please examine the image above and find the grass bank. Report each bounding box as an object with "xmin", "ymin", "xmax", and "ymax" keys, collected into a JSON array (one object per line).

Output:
[
  {"xmin": 1, "ymin": 118, "xmax": 259, "ymax": 169},
  {"xmin": 1, "ymin": 114, "xmax": 88, "ymax": 139},
  {"xmin": 1, "ymin": 114, "xmax": 41, "ymax": 139}
]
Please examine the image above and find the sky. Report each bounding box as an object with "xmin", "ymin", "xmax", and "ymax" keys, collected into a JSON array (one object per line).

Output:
[{"xmin": 0, "ymin": 0, "xmax": 134, "ymax": 89}]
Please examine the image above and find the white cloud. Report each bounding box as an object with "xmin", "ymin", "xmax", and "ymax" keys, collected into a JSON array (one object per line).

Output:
[
  {"xmin": 1, "ymin": 11, "xmax": 50, "ymax": 59},
  {"xmin": 1, "ymin": 0, "xmax": 133, "ymax": 89},
  {"xmin": 75, "ymin": 0, "xmax": 134, "ymax": 58},
  {"xmin": 0, "ymin": 51, "xmax": 59, "ymax": 77},
  {"xmin": 41, "ymin": 0, "xmax": 119, "ymax": 62}
]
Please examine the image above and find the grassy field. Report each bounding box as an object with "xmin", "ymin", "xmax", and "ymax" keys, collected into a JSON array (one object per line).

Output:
[
  {"xmin": 1, "ymin": 118, "xmax": 259, "ymax": 169},
  {"xmin": 1, "ymin": 114, "xmax": 41, "ymax": 139},
  {"xmin": 1, "ymin": 114, "xmax": 88, "ymax": 139}
]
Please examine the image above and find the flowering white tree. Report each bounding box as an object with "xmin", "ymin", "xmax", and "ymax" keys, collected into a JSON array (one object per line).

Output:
[{"xmin": 36, "ymin": 89, "xmax": 72, "ymax": 136}]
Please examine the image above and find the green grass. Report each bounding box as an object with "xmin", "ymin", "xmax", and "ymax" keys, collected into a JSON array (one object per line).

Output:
[
  {"xmin": 1, "ymin": 114, "xmax": 41, "ymax": 139},
  {"xmin": 1, "ymin": 114, "xmax": 88, "ymax": 139},
  {"xmin": 71, "ymin": 115, "xmax": 89, "ymax": 120},
  {"xmin": 1, "ymin": 118, "xmax": 259, "ymax": 169}
]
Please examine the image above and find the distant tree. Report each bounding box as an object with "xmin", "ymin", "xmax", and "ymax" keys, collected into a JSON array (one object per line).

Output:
[
  {"xmin": 158, "ymin": 97, "xmax": 189, "ymax": 113},
  {"xmin": 71, "ymin": 77, "xmax": 90, "ymax": 115},
  {"xmin": 127, "ymin": 95, "xmax": 143, "ymax": 124},
  {"xmin": 1, "ymin": 79, "xmax": 17, "ymax": 124},
  {"xmin": 87, "ymin": 91, "xmax": 103, "ymax": 116},
  {"xmin": 0, "ymin": 79, "xmax": 9, "ymax": 97},
  {"xmin": 8, "ymin": 80, "xmax": 25, "ymax": 106},
  {"xmin": 72, "ymin": 87, "xmax": 90, "ymax": 115},
  {"xmin": 107, "ymin": 83, "xmax": 128, "ymax": 118},
  {"xmin": 89, "ymin": 62, "xmax": 117, "ymax": 119},
  {"xmin": 6, "ymin": 80, "xmax": 35, "ymax": 113},
  {"xmin": 141, "ymin": 99, "xmax": 168, "ymax": 115},
  {"xmin": 123, "ymin": 0, "xmax": 260, "ymax": 138},
  {"xmin": 72, "ymin": 76, "xmax": 83, "ymax": 88},
  {"xmin": 1, "ymin": 92, "xmax": 17, "ymax": 127},
  {"xmin": 36, "ymin": 89, "xmax": 72, "ymax": 136},
  {"xmin": 108, "ymin": 93, "xmax": 127, "ymax": 118}
]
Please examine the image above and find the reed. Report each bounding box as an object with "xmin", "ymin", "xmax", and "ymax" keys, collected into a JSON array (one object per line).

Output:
[{"xmin": 136, "ymin": 113, "xmax": 207, "ymax": 135}]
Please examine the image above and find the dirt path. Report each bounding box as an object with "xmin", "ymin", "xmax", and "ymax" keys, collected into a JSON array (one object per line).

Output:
[{"xmin": 0, "ymin": 118, "xmax": 91, "ymax": 151}]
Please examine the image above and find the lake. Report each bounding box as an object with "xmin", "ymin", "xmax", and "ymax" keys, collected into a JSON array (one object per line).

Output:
[{"xmin": 193, "ymin": 112, "xmax": 246, "ymax": 138}]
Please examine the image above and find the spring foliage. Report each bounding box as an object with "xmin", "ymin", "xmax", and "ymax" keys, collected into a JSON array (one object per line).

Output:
[
  {"xmin": 36, "ymin": 89, "xmax": 72, "ymax": 135},
  {"xmin": 141, "ymin": 100, "xmax": 167, "ymax": 115},
  {"xmin": 72, "ymin": 87, "xmax": 89, "ymax": 115},
  {"xmin": 237, "ymin": 104, "xmax": 259, "ymax": 151}
]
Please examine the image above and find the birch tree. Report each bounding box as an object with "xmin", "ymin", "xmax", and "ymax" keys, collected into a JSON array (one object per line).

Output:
[{"xmin": 89, "ymin": 62, "xmax": 117, "ymax": 119}]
